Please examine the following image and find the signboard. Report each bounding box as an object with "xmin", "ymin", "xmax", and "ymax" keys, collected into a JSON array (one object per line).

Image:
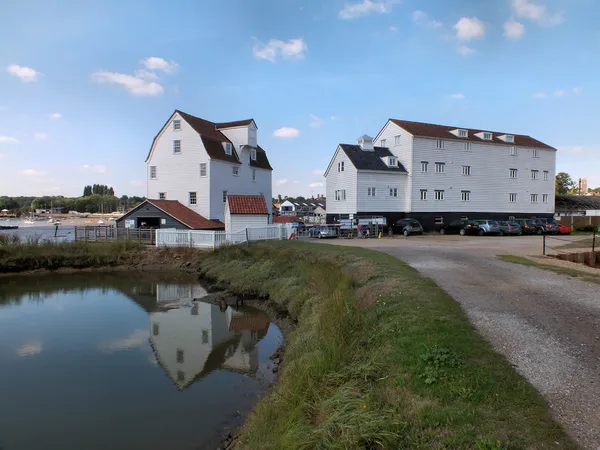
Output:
[{"xmin": 125, "ymin": 219, "xmax": 135, "ymax": 229}]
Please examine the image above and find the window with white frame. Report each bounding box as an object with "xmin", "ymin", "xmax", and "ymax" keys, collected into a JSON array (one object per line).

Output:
[
  {"xmin": 367, "ymin": 187, "xmax": 376, "ymax": 197},
  {"xmin": 342, "ymin": 189, "xmax": 346, "ymax": 200},
  {"xmin": 252, "ymin": 169, "xmax": 256, "ymax": 181},
  {"xmin": 510, "ymin": 146, "xmax": 518, "ymax": 156},
  {"xmin": 436, "ymin": 139, "xmax": 445, "ymax": 149},
  {"xmin": 531, "ymin": 169, "xmax": 539, "ymax": 180},
  {"xmin": 389, "ymin": 157, "xmax": 397, "ymax": 167},
  {"xmin": 458, "ymin": 129, "xmax": 468, "ymax": 138},
  {"xmin": 173, "ymin": 140, "xmax": 181, "ymax": 154},
  {"xmin": 389, "ymin": 188, "xmax": 398, "ymax": 197},
  {"xmin": 461, "ymin": 190, "xmax": 471, "ymax": 201},
  {"xmin": 505, "ymin": 135, "xmax": 514, "ymax": 143},
  {"xmin": 222, "ymin": 190, "xmax": 228, "ymax": 202},
  {"xmin": 251, "ymin": 148, "xmax": 257, "ymax": 160},
  {"xmin": 380, "ymin": 139, "xmax": 386, "ymax": 147},
  {"xmin": 510, "ymin": 168, "xmax": 518, "ymax": 178},
  {"xmin": 464, "ymin": 142, "xmax": 472, "ymax": 152},
  {"xmin": 394, "ymin": 135, "xmax": 401, "ymax": 145},
  {"xmin": 335, "ymin": 190, "xmax": 346, "ymax": 201},
  {"xmin": 335, "ymin": 190, "xmax": 340, "ymax": 201},
  {"xmin": 150, "ymin": 166, "xmax": 157, "ymax": 179},
  {"xmin": 200, "ymin": 163, "xmax": 207, "ymax": 177},
  {"xmin": 421, "ymin": 161, "xmax": 428, "ymax": 172},
  {"xmin": 543, "ymin": 194, "xmax": 549, "ymax": 203},
  {"xmin": 530, "ymin": 193, "xmax": 539, "ymax": 203},
  {"xmin": 434, "ymin": 216, "xmax": 444, "ymax": 225},
  {"xmin": 224, "ymin": 143, "xmax": 232, "ymax": 155},
  {"xmin": 532, "ymin": 148, "xmax": 539, "ymax": 158},
  {"xmin": 509, "ymin": 193, "xmax": 517, "ymax": 203},
  {"xmin": 543, "ymin": 170, "xmax": 549, "ymax": 181},
  {"xmin": 232, "ymin": 166, "xmax": 239, "ymax": 176},
  {"xmin": 159, "ymin": 192, "xmax": 166, "ymax": 200},
  {"xmin": 462, "ymin": 165, "xmax": 471, "ymax": 176},
  {"xmin": 420, "ymin": 189, "xmax": 427, "ymax": 201},
  {"xmin": 483, "ymin": 132, "xmax": 492, "ymax": 140},
  {"xmin": 189, "ymin": 192, "xmax": 197, "ymax": 205},
  {"xmin": 434, "ymin": 190, "xmax": 444, "ymax": 201},
  {"xmin": 435, "ymin": 162, "xmax": 445, "ymax": 173},
  {"xmin": 173, "ymin": 119, "xmax": 181, "ymax": 131}
]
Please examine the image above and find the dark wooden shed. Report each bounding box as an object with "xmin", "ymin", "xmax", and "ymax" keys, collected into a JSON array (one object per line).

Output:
[{"xmin": 116, "ymin": 200, "xmax": 224, "ymax": 230}]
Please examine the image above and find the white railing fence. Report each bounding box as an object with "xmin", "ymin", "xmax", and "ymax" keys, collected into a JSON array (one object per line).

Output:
[{"xmin": 155, "ymin": 224, "xmax": 293, "ymax": 249}]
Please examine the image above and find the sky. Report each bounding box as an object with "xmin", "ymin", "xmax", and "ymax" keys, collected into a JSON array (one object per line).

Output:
[{"xmin": 0, "ymin": 0, "xmax": 598, "ymax": 199}]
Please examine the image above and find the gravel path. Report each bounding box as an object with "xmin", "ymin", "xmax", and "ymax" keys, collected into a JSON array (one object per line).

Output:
[{"xmin": 325, "ymin": 237, "xmax": 600, "ymax": 449}]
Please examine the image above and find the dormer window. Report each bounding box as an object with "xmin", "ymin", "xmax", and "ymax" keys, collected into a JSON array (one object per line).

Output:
[
  {"xmin": 483, "ymin": 132, "xmax": 492, "ymax": 140},
  {"xmin": 251, "ymin": 148, "xmax": 257, "ymax": 161},
  {"xmin": 173, "ymin": 120, "xmax": 181, "ymax": 131},
  {"xmin": 505, "ymin": 134, "xmax": 514, "ymax": 143},
  {"xmin": 458, "ymin": 129, "xmax": 468, "ymax": 138},
  {"xmin": 389, "ymin": 157, "xmax": 397, "ymax": 167},
  {"xmin": 224, "ymin": 142, "xmax": 232, "ymax": 155}
]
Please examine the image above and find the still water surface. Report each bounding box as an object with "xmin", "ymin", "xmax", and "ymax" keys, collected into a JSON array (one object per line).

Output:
[{"xmin": 0, "ymin": 273, "xmax": 281, "ymax": 450}]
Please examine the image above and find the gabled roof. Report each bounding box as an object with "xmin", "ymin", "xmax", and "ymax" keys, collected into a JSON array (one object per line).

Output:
[
  {"xmin": 555, "ymin": 195, "xmax": 600, "ymax": 212},
  {"xmin": 339, "ymin": 145, "xmax": 408, "ymax": 172},
  {"xmin": 227, "ymin": 195, "xmax": 269, "ymax": 215},
  {"xmin": 389, "ymin": 119, "xmax": 555, "ymax": 150},
  {"xmin": 216, "ymin": 119, "xmax": 256, "ymax": 129},
  {"xmin": 117, "ymin": 199, "xmax": 224, "ymax": 230}
]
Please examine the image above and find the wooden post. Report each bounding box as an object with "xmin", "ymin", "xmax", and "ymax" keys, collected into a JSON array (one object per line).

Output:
[
  {"xmin": 543, "ymin": 234, "xmax": 546, "ymax": 256},
  {"xmin": 245, "ymin": 227, "xmax": 250, "ymax": 247}
]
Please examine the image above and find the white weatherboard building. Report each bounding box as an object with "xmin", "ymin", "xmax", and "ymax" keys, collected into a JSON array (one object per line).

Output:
[
  {"xmin": 146, "ymin": 110, "xmax": 273, "ymax": 223},
  {"xmin": 325, "ymin": 120, "xmax": 556, "ymax": 230}
]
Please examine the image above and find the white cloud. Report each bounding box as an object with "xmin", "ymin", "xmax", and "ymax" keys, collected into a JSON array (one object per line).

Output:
[
  {"xmin": 504, "ymin": 20, "xmax": 525, "ymax": 39},
  {"xmin": 450, "ymin": 93, "xmax": 465, "ymax": 99},
  {"xmin": 312, "ymin": 169, "xmax": 326, "ymax": 176},
  {"xmin": 81, "ymin": 164, "xmax": 107, "ymax": 173},
  {"xmin": 457, "ymin": 45, "xmax": 476, "ymax": 56},
  {"xmin": 532, "ymin": 92, "xmax": 547, "ymax": 99},
  {"xmin": 273, "ymin": 127, "xmax": 300, "ymax": 138},
  {"xmin": 33, "ymin": 132, "xmax": 49, "ymax": 141},
  {"xmin": 412, "ymin": 10, "xmax": 442, "ymax": 29},
  {"xmin": 308, "ymin": 182, "xmax": 324, "ymax": 189},
  {"xmin": 21, "ymin": 169, "xmax": 46, "ymax": 176},
  {"xmin": 135, "ymin": 69, "xmax": 159, "ymax": 80},
  {"xmin": 16, "ymin": 341, "xmax": 43, "ymax": 357},
  {"xmin": 553, "ymin": 90, "xmax": 565, "ymax": 97},
  {"xmin": 253, "ymin": 38, "xmax": 307, "ymax": 63},
  {"xmin": 0, "ymin": 136, "xmax": 20, "ymax": 144},
  {"xmin": 573, "ymin": 87, "xmax": 582, "ymax": 94},
  {"xmin": 453, "ymin": 17, "xmax": 485, "ymax": 41},
  {"xmin": 92, "ymin": 71, "xmax": 163, "ymax": 96},
  {"xmin": 101, "ymin": 329, "xmax": 147, "ymax": 352},
  {"xmin": 7, "ymin": 64, "xmax": 42, "ymax": 82},
  {"xmin": 309, "ymin": 114, "xmax": 324, "ymax": 128},
  {"xmin": 140, "ymin": 57, "xmax": 178, "ymax": 73},
  {"xmin": 50, "ymin": 112, "xmax": 61, "ymax": 120},
  {"xmin": 339, "ymin": 0, "xmax": 398, "ymax": 19},
  {"xmin": 512, "ymin": 0, "xmax": 564, "ymax": 26}
]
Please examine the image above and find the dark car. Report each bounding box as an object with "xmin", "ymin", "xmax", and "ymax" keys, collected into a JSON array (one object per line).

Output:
[
  {"xmin": 389, "ymin": 218, "xmax": 424, "ymax": 236},
  {"xmin": 514, "ymin": 219, "xmax": 538, "ymax": 234},
  {"xmin": 533, "ymin": 218, "xmax": 559, "ymax": 235},
  {"xmin": 439, "ymin": 219, "xmax": 481, "ymax": 236}
]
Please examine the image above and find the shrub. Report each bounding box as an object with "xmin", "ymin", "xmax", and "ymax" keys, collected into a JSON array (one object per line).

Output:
[{"xmin": 574, "ymin": 224, "xmax": 598, "ymax": 232}]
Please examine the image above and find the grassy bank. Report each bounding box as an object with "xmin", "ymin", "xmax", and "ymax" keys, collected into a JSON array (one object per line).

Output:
[
  {"xmin": 0, "ymin": 240, "xmax": 145, "ymax": 272},
  {"xmin": 199, "ymin": 241, "xmax": 575, "ymax": 449},
  {"xmin": 498, "ymin": 254, "xmax": 600, "ymax": 285}
]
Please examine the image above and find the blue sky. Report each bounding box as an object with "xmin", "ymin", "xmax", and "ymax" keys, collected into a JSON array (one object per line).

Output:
[{"xmin": 1, "ymin": 0, "xmax": 598, "ymax": 198}]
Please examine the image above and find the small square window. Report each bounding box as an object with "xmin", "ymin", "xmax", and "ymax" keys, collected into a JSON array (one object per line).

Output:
[
  {"xmin": 462, "ymin": 165, "xmax": 471, "ymax": 176},
  {"xmin": 458, "ymin": 129, "xmax": 468, "ymax": 138},
  {"xmin": 436, "ymin": 139, "xmax": 445, "ymax": 149},
  {"xmin": 150, "ymin": 166, "xmax": 157, "ymax": 179},
  {"xmin": 159, "ymin": 192, "xmax": 166, "ymax": 200},
  {"xmin": 464, "ymin": 142, "xmax": 472, "ymax": 152},
  {"xmin": 252, "ymin": 169, "xmax": 256, "ymax": 181},
  {"xmin": 367, "ymin": 187, "xmax": 376, "ymax": 197},
  {"xmin": 189, "ymin": 192, "xmax": 197, "ymax": 205},
  {"xmin": 509, "ymin": 193, "xmax": 517, "ymax": 203},
  {"xmin": 434, "ymin": 190, "xmax": 444, "ymax": 201},
  {"xmin": 530, "ymin": 194, "xmax": 539, "ymax": 203},
  {"xmin": 421, "ymin": 161, "xmax": 428, "ymax": 172},
  {"xmin": 200, "ymin": 163, "xmax": 207, "ymax": 177},
  {"xmin": 510, "ymin": 168, "xmax": 518, "ymax": 179},
  {"xmin": 543, "ymin": 170, "xmax": 549, "ymax": 181},
  {"xmin": 389, "ymin": 188, "xmax": 398, "ymax": 197},
  {"xmin": 510, "ymin": 146, "xmax": 518, "ymax": 156},
  {"xmin": 251, "ymin": 148, "xmax": 257, "ymax": 160},
  {"xmin": 531, "ymin": 170, "xmax": 539, "ymax": 180},
  {"xmin": 173, "ymin": 140, "xmax": 181, "ymax": 154},
  {"xmin": 222, "ymin": 190, "xmax": 228, "ymax": 203},
  {"xmin": 224, "ymin": 143, "xmax": 232, "ymax": 155},
  {"xmin": 394, "ymin": 135, "xmax": 401, "ymax": 145},
  {"xmin": 435, "ymin": 162, "xmax": 445, "ymax": 173},
  {"xmin": 505, "ymin": 135, "xmax": 514, "ymax": 143},
  {"xmin": 389, "ymin": 157, "xmax": 397, "ymax": 167},
  {"xmin": 173, "ymin": 120, "xmax": 181, "ymax": 131},
  {"xmin": 232, "ymin": 166, "xmax": 239, "ymax": 176},
  {"xmin": 420, "ymin": 189, "xmax": 427, "ymax": 201},
  {"xmin": 542, "ymin": 194, "xmax": 549, "ymax": 203},
  {"xmin": 483, "ymin": 132, "xmax": 492, "ymax": 140},
  {"xmin": 532, "ymin": 149, "xmax": 539, "ymax": 158},
  {"xmin": 380, "ymin": 139, "xmax": 386, "ymax": 147},
  {"xmin": 461, "ymin": 190, "xmax": 471, "ymax": 201}
]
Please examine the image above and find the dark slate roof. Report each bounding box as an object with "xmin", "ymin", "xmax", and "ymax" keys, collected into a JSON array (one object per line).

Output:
[
  {"xmin": 227, "ymin": 195, "xmax": 269, "ymax": 215},
  {"xmin": 249, "ymin": 145, "xmax": 273, "ymax": 171},
  {"xmin": 390, "ymin": 119, "xmax": 555, "ymax": 150},
  {"xmin": 216, "ymin": 119, "xmax": 256, "ymax": 128},
  {"xmin": 339, "ymin": 145, "xmax": 408, "ymax": 172},
  {"xmin": 555, "ymin": 195, "xmax": 600, "ymax": 212},
  {"xmin": 201, "ymin": 136, "xmax": 240, "ymax": 165}
]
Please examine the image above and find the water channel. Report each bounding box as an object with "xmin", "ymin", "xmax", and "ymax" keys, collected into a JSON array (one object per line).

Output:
[{"xmin": 0, "ymin": 272, "xmax": 281, "ymax": 450}]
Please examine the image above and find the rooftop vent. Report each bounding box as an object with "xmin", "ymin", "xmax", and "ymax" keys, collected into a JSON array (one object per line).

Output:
[{"xmin": 357, "ymin": 134, "xmax": 374, "ymax": 151}]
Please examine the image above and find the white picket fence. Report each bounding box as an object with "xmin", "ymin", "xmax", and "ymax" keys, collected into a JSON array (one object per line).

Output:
[{"xmin": 155, "ymin": 224, "xmax": 293, "ymax": 249}]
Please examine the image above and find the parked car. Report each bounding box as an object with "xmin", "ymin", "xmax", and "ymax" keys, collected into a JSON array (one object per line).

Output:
[
  {"xmin": 439, "ymin": 219, "xmax": 481, "ymax": 236},
  {"xmin": 473, "ymin": 220, "xmax": 502, "ymax": 235},
  {"xmin": 533, "ymin": 218, "xmax": 559, "ymax": 235},
  {"xmin": 497, "ymin": 221, "xmax": 522, "ymax": 236},
  {"xmin": 514, "ymin": 219, "xmax": 538, "ymax": 235},
  {"xmin": 308, "ymin": 226, "xmax": 337, "ymax": 239},
  {"xmin": 557, "ymin": 223, "xmax": 572, "ymax": 235},
  {"xmin": 389, "ymin": 218, "xmax": 424, "ymax": 236}
]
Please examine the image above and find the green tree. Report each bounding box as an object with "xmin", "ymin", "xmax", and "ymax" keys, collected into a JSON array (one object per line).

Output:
[{"xmin": 555, "ymin": 172, "xmax": 575, "ymax": 195}]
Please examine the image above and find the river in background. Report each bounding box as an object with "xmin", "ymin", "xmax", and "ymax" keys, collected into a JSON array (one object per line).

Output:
[
  {"xmin": 0, "ymin": 218, "xmax": 78, "ymax": 242},
  {"xmin": 0, "ymin": 272, "xmax": 281, "ymax": 450}
]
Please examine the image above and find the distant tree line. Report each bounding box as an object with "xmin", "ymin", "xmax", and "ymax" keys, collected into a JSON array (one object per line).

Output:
[
  {"xmin": 83, "ymin": 184, "xmax": 114, "ymax": 197},
  {"xmin": 555, "ymin": 172, "xmax": 599, "ymax": 195}
]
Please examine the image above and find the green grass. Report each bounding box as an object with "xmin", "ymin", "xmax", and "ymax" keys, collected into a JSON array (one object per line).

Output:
[
  {"xmin": 498, "ymin": 254, "xmax": 600, "ymax": 285},
  {"xmin": 198, "ymin": 241, "xmax": 575, "ymax": 449},
  {"xmin": 0, "ymin": 240, "xmax": 144, "ymax": 272},
  {"xmin": 553, "ymin": 236, "xmax": 596, "ymax": 250}
]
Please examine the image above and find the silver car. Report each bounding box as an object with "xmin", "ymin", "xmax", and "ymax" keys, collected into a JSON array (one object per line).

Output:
[
  {"xmin": 473, "ymin": 220, "xmax": 502, "ymax": 235},
  {"xmin": 497, "ymin": 221, "xmax": 522, "ymax": 236}
]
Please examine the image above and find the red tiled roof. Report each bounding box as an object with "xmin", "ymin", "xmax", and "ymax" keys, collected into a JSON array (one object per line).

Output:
[
  {"xmin": 274, "ymin": 216, "xmax": 302, "ymax": 223},
  {"xmin": 229, "ymin": 315, "xmax": 270, "ymax": 332},
  {"xmin": 390, "ymin": 119, "xmax": 556, "ymax": 150},
  {"xmin": 216, "ymin": 119, "xmax": 255, "ymax": 128},
  {"xmin": 227, "ymin": 195, "xmax": 269, "ymax": 215},
  {"xmin": 148, "ymin": 200, "xmax": 224, "ymax": 229}
]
